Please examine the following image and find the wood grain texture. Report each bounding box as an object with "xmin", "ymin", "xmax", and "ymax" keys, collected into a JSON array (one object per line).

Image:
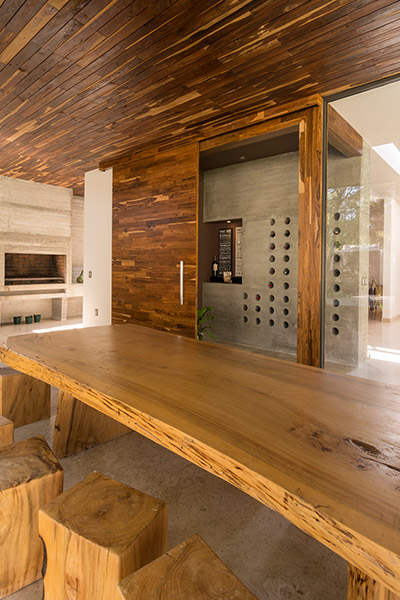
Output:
[
  {"xmin": 0, "ymin": 435, "xmax": 63, "ymax": 597},
  {"xmin": 0, "ymin": 414, "xmax": 13, "ymax": 447},
  {"xmin": 297, "ymin": 105, "xmax": 323, "ymax": 367},
  {"xmin": 0, "ymin": 366, "xmax": 50, "ymax": 427},
  {"xmin": 112, "ymin": 142, "xmax": 198, "ymax": 337},
  {"xmin": 348, "ymin": 565, "xmax": 400, "ymax": 600},
  {"xmin": 1, "ymin": 324, "xmax": 400, "ymax": 595},
  {"xmin": 39, "ymin": 471, "xmax": 168, "ymax": 600},
  {"xmin": 53, "ymin": 390, "xmax": 131, "ymax": 458},
  {"xmin": 0, "ymin": 2, "xmax": 399, "ymax": 192},
  {"xmin": 328, "ymin": 106, "xmax": 363, "ymax": 158},
  {"xmin": 117, "ymin": 534, "xmax": 257, "ymax": 599}
]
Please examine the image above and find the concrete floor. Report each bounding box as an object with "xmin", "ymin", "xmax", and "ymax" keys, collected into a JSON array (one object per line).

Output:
[{"xmin": 0, "ymin": 319, "xmax": 349, "ymax": 600}]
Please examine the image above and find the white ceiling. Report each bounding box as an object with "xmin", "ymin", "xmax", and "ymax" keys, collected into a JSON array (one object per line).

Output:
[{"xmin": 332, "ymin": 80, "xmax": 400, "ymax": 148}]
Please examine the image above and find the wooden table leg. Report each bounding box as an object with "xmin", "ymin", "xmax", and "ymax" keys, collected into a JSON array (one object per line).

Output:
[
  {"xmin": 53, "ymin": 390, "xmax": 131, "ymax": 458},
  {"xmin": 348, "ymin": 565, "xmax": 400, "ymax": 600}
]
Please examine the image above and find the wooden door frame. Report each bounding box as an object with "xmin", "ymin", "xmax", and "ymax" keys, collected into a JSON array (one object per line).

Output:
[{"xmin": 199, "ymin": 103, "xmax": 324, "ymax": 367}]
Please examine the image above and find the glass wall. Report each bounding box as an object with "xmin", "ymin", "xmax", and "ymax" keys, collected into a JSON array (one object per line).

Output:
[{"xmin": 325, "ymin": 80, "xmax": 400, "ymax": 385}]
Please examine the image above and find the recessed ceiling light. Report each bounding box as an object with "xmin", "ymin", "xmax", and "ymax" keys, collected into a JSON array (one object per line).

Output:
[
  {"xmin": 226, "ymin": 220, "xmax": 231, "ymax": 223},
  {"xmin": 239, "ymin": 155, "xmax": 246, "ymax": 160},
  {"xmin": 372, "ymin": 143, "xmax": 400, "ymax": 175}
]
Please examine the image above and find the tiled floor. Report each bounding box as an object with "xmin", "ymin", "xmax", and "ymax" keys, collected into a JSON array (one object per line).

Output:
[{"xmin": 1, "ymin": 316, "xmax": 398, "ymax": 599}]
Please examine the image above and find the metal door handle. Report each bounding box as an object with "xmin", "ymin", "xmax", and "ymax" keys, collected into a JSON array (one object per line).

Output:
[{"xmin": 180, "ymin": 260, "xmax": 184, "ymax": 305}]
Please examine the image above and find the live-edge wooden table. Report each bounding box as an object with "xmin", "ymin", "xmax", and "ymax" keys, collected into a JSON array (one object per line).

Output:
[{"xmin": 1, "ymin": 324, "xmax": 400, "ymax": 599}]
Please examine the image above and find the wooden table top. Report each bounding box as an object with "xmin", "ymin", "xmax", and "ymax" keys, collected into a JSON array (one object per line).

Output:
[{"xmin": 1, "ymin": 324, "xmax": 400, "ymax": 593}]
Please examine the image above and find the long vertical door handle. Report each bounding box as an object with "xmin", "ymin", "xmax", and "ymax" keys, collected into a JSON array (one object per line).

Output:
[{"xmin": 180, "ymin": 260, "xmax": 184, "ymax": 305}]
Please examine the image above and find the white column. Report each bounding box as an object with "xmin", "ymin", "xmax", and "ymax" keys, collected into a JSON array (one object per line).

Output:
[{"xmin": 83, "ymin": 168, "xmax": 113, "ymax": 327}]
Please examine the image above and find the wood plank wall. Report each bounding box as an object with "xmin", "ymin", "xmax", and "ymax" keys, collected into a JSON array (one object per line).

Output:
[{"xmin": 112, "ymin": 143, "xmax": 198, "ymax": 338}]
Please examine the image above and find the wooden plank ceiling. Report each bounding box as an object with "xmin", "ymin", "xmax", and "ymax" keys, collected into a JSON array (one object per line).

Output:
[{"xmin": 0, "ymin": 0, "xmax": 400, "ymax": 195}]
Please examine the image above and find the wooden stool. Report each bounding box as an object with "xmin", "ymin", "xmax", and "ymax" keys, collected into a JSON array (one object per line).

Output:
[
  {"xmin": 117, "ymin": 534, "xmax": 258, "ymax": 599},
  {"xmin": 0, "ymin": 366, "xmax": 50, "ymax": 427},
  {"xmin": 39, "ymin": 471, "xmax": 168, "ymax": 600},
  {"xmin": 0, "ymin": 414, "xmax": 13, "ymax": 447},
  {"xmin": 0, "ymin": 436, "xmax": 63, "ymax": 598}
]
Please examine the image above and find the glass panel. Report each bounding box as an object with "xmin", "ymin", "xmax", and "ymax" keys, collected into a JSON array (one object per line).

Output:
[
  {"xmin": 325, "ymin": 81, "xmax": 400, "ymax": 385},
  {"xmin": 198, "ymin": 125, "xmax": 299, "ymax": 361}
]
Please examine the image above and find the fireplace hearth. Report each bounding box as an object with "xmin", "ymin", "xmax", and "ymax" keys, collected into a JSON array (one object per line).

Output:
[{"xmin": 4, "ymin": 253, "xmax": 66, "ymax": 286}]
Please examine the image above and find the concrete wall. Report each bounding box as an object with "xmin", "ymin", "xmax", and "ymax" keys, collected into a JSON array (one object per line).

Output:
[
  {"xmin": 325, "ymin": 145, "xmax": 370, "ymax": 366},
  {"xmin": 83, "ymin": 168, "xmax": 113, "ymax": 327},
  {"xmin": 202, "ymin": 152, "xmax": 299, "ymax": 355}
]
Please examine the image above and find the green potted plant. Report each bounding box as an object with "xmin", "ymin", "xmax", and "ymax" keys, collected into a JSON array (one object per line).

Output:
[{"xmin": 197, "ymin": 307, "xmax": 215, "ymax": 341}]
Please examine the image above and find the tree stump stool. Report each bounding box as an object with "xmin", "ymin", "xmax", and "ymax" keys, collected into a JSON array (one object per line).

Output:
[
  {"xmin": 0, "ymin": 435, "xmax": 63, "ymax": 598},
  {"xmin": 39, "ymin": 471, "xmax": 168, "ymax": 600},
  {"xmin": 0, "ymin": 415, "xmax": 13, "ymax": 447},
  {"xmin": 0, "ymin": 366, "xmax": 50, "ymax": 427},
  {"xmin": 117, "ymin": 534, "xmax": 258, "ymax": 599}
]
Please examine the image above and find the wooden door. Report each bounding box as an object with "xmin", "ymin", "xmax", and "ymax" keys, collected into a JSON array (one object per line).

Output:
[{"xmin": 112, "ymin": 143, "xmax": 198, "ymax": 337}]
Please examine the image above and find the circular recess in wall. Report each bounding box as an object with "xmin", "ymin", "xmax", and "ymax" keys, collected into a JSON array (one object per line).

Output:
[
  {"xmin": 269, "ymin": 243, "xmax": 276, "ymax": 250},
  {"xmin": 283, "ymin": 268, "xmax": 290, "ymax": 275},
  {"xmin": 285, "ymin": 217, "xmax": 291, "ymax": 224},
  {"xmin": 270, "ymin": 231, "xmax": 276, "ymax": 238},
  {"xmin": 243, "ymin": 316, "xmax": 248, "ymax": 323},
  {"xmin": 333, "ymin": 299, "xmax": 340, "ymax": 307},
  {"xmin": 244, "ymin": 293, "xmax": 248, "ymax": 300},
  {"xmin": 270, "ymin": 218, "xmax": 276, "ymax": 226},
  {"xmin": 335, "ymin": 241, "xmax": 342, "ymax": 250},
  {"xmin": 255, "ymin": 305, "xmax": 261, "ymax": 312},
  {"xmin": 256, "ymin": 294, "xmax": 261, "ymax": 301},
  {"xmin": 283, "ymin": 296, "xmax": 289, "ymax": 303},
  {"xmin": 269, "ymin": 295, "xmax": 275, "ymax": 302},
  {"xmin": 334, "ymin": 254, "xmax": 340, "ymax": 262},
  {"xmin": 284, "ymin": 282, "xmax": 289, "ymax": 289},
  {"xmin": 269, "ymin": 319, "xmax": 274, "ymax": 326},
  {"xmin": 333, "ymin": 269, "xmax": 340, "ymax": 277},
  {"xmin": 283, "ymin": 308, "xmax": 289, "ymax": 315},
  {"xmin": 243, "ymin": 304, "xmax": 248, "ymax": 311},
  {"xmin": 334, "ymin": 212, "xmax": 341, "ymax": 221},
  {"xmin": 269, "ymin": 268, "xmax": 275, "ymax": 275},
  {"xmin": 333, "ymin": 227, "xmax": 341, "ymax": 235},
  {"xmin": 333, "ymin": 284, "xmax": 340, "ymax": 292},
  {"xmin": 332, "ymin": 313, "xmax": 340, "ymax": 321},
  {"xmin": 284, "ymin": 242, "xmax": 290, "ymax": 250},
  {"xmin": 256, "ymin": 318, "xmax": 261, "ymax": 325},
  {"xmin": 332, "ymin": 327, "xmax": 339, "ymax": 336},
  {"xmin": 284, "ymin": 230, "xmax": 291, "ymax": 237},
  {"xmin": 283, "ymin": 321, "xmax": 289, "ymax": 328},
  {"xmin": 268, "ymin": 282, "xmax": 274, "ymax": 288},
  {"xmin": 269, "ymin": 255, "xmax": 275, "ymax": 262},
  {"xmin": 269, "ymin": 307, "xmax": 274, "ymax": 314},
  {"xmin": 283, "ymin": 255, "xmax": 290, "ymax": 262}
]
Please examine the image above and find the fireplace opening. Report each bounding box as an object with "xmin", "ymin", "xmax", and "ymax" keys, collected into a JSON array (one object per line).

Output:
[{"xmin": 5, "ymin": 253, "xmax": 66, "ymax": 285}]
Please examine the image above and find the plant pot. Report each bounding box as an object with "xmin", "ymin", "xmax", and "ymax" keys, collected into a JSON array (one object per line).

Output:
[
  {"xmin": 25, "ymin": 315, "xmax": 33, "ymax": 324},
  {"xmin": 13, "ymin": 316, "xmax": 21, "ymax": 325},
  {"xmin": 33, "ymin": 314, "xmax": 41, "ymax": 322}
]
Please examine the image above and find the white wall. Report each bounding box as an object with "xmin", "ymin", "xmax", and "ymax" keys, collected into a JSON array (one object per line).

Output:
[{"xmin": 83, "ymin": 168, "xmax": 113, "ymax": 327}]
